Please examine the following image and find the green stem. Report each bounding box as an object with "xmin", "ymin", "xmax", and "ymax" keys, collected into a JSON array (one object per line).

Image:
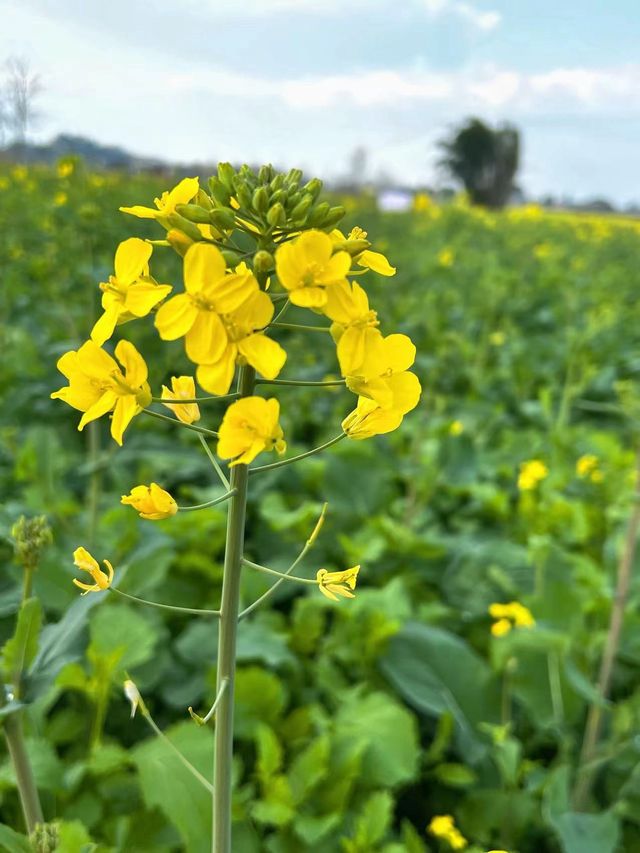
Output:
[
  {"xmin": 142, "ymin": 409, "xmax": 218, "ymax": 438},
  {"xmin": 255, "ymin": 378, "xmax": 345, "ymax": 388},
  {"xmin": 152, "ymin": 392, "xmax": 240, "ymax": 404},
  {"xmin": 87, "ymin": 419, "xmax": 101, "ymax": 547},
  {"xmin": 271, "ymin": 299, "xmax": 291, "ymax": 323},
  {"xmin": 3, "ymin": 711, "xmax": 44, "ymax": 832},
  {"xmin": 189, "ymin": 678, "xmax": 229, "ymax": 726},
  {"xmin": 213, "ymin": 365, "xmax": 255, "ymax": 853},
  {"xmin": 198, "ymin": 434, "xmax": 230, "ymax": 490},
  {"xmin": 269, "ymin": 322, "xmax": 331, "ymax": 333},
  {"xmin": 141, "ymin": 708, "xmax": 214, "ymax": 794},
  {"xmin": 111, "ymin": 587, "xmax": 220, "ymax": 617},
  {"xmin": 179, "ymin": 490, "xmax": 236, "ymax": 512},
  {"xmin": 573, "ymin": 445, "xmax": 640, "ymax": 808},
  {"xmin": 249, "ymin": 433, "xmax": 346, "ymax": 474},
  {"xmin": 242, "ymin": 558, "xmax": 317, "ymax": 585},
  {"xmin": 22, "ymin": 568, "xmax": 34, "ymax": 602}
]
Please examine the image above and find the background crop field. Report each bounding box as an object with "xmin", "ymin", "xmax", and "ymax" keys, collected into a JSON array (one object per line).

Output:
[{"xmin": 2, "ymin": 163, "xmax": 640, "ymax": 852}]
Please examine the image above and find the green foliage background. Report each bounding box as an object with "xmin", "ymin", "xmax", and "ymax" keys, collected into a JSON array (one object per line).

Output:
[{"xmin": 2, "ymin": 164, "xmax": 640, "ymax": 852}]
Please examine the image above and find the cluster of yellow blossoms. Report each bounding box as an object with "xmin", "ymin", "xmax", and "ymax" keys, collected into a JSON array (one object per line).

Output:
[
  {"xmin": 489, "ymin": 601, "xmax": 535, "ymax": 637},
  {"xmin": 517, "ymin": 459, "xmax": 548, "ymax": 491},
  {"xmin": 52, "ymin": 164, "xmax": 420, "ymax": 601},
  {"xmin": 427, "ymin": 814, "xmax": 467, "ymax": 850}
]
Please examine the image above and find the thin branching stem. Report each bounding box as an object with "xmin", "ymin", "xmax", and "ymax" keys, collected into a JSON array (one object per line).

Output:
[
  {"xmin": 198, "ymin": 434, "xmax": 230, "ymax": 490},
  {"xmin": 242, "ymin": 558, "xmax": 317, "ymax": 585},
  {"xmin": 178, "ymin": 490, "xmax": 236, "ymax": 512},
  {"xmin": 141, "ymin": 707, "xmax": 214, "ymax": 794},
  {"xmin": 142, "ymin": 409, "xmax": 218, "ymax": 438},
  {"xmin": 255, "ymin": 378, "xmax": 345, "ymax": 388},
  {"xmin": 249, "ymin": 433, "xmax": 346, "ymax": 474},
  {"xmin": 111, "ymin": 587, "xmax": 220, "ymax": 617},
  {"xmin": 151, "ymin": 392, "xmax": 240, "ymax": 404}
]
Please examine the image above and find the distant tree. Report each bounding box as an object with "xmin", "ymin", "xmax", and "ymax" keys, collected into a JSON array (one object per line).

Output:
[
  {"xmin": 438, "ymin": 117, "xmax": 520, "ymax": 209},
  {"xmin": 4, "ymin": 57, "xmax": 42, "ymax": 151}
]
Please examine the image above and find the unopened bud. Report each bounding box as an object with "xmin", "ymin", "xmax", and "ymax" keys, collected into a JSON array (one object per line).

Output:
[
  {"xmin": 221, "ymin": 249, "xmax": 242, "ymax": 267},
  {"xmin": 270, "ymin": 175, "xmax": 285, "ymax": 193},
  {"xmin": 195, "ymin": 189, "xmax": 214, "ymax": 211},
  {"xmin": 166, "ymin": 228, "xmax": 194, "ymax": 257},
  {"xmin": 252, "ymin": 186, "xmax": 269, "ymax": 214},
  {"xmin": 209, "ymin": 208, "xmax": 236, "ymax": 231},
  {"xmin": 308, "ymin": 202, "xmax": 330, "ymax": 226},
  {"xmin": 217, "ymin": 163, "xmax": 236, "ymax": 190},
  {"xmin": 284, "ymin": 168, "xmax": 303, "ymax": 187},
  {"xmin": 29, "ymin": 822, "xmax": 59, "ymax": 853},
  {"xmin": 321, "ymin": 205, "xmax": 346, "ymax": 229},
  {"xmin": 258, "ymin": 164, "xmax": 273, "ymax": 184},
  {"xmin": 303, "ymin": 178, "xmax": 323, "ymax": 200},
  {"xmin": 12, "ymin": 515, "xmax": 52, "ymax": 572},
  {"xmin": 208, "ymin": 177, "xmax": 231, "ymax": 206},
  {"xmin": 290, "ymin": 194, "xmax": 313, "ymax": 222},
  {"xmin": 124, "ymin": 679, "xmax": 142, "ymax": 718},
  {"xmin": 253, "ymin": 250, "xmax": 274, "ymax": 275},
  {"xmin": 167, "ymin": 213, "xmax": 204, "ymax": 242},
  {"xmin": 342, "ymin": 238, "xmax": 370, "ymax": 257},
  {"xmin": 266, "ymin": 202, "xmax": 286, "ymax": 227},
  {"xmin": 235, "ymin": 185, "xmax": 253, "ymax": 210},
  {"xmin": 175, "ymin": 203, "xmax": 212, "ymax": 224},
  {"xmin": 307, "ymin": 502, "xmax": 328, "ymax": 547}
]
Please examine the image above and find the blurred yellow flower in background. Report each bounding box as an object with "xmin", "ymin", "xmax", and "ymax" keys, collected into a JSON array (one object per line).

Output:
[
  {"xmin": 437, "ymin": 247, "xmax": 455, "ymax": 267},
  {"xmin": 518, "ymin": 459, "xmax": 548, "ymax": 491},
  {"xmin": 427, "ymin": 814, "xmax": 467, "ymax": 850},
  {"xmin": 489, "ymin": 602, "xmax": 535, "ymax": 636}
]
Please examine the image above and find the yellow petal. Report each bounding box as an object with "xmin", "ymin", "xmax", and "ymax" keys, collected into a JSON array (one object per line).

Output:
[
  {"xmin": 289, "ymin": 287, "xmax": 328, "ymax": 308},
  {"xmin": 185, "ymin": 311, "xmax": 227, "ymax": 364},
  {"xmin": 337, "ymin": 327, "xmax": 366, "ymax": 376},
  {"xmin": 78, "ymin": 390, "xmax": 117, "ymax": 431},
  {"xmin": 115, "ymin": 340, "xmax": 148, "ymax": 387},
  {"xmin": 125, "ymin": 282, "xmax": 172, "ymax": 317},
  {"xmin": 382, "ymin": 334, "xmax": 416, "ymax": 372},
  {"xmin": 114, "ymin": 238, "xmax": 152, "ymax": 284},
  {"xmin": 183, "ymin": 243, "xmax": 227, "ymax": 295},
  {"xmin": 155, "ymin": 293, "xmax": 198, "ymax": 340},
  {"xmin": 76, "ymin": 340, "xmax": 119, "ymax": 380},
  {"xmin": 111, "ymin": 395, "xmax": 138, "ymax": 445},
  {"xmin": 196, "ymin": 346, "xmax": 237, "ymax": 395},
  {"xmin": 237, "ymin": 334, "xmax": 287, "ymax": 380},
  {"xmin": 90, "ymin": 306, "xmax": 121, "ymax": 346},
  {"xmin": 358, "ymin": 249, "xmax": 396, "ymax": 276},
  {"xmin": 119, "ymin": 204, "xmax": 159, "ymax": 220},
  {"xmin": 166, "ymin": 177, "xmax": 199, "ymax": 210}
]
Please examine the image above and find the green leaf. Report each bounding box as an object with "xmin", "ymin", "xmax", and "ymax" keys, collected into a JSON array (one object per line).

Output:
[
  {"xmin": 550, "ymin": 811, "xmax": 621, "ymax": 853},
  {"xmin": 235, "ymin": 667, "xmax": 287, "ymax": 738},
  {"xmin": 1, "ymin": 598, "xmax": 42, "ymax": 686},
  {"xmin": 288, "ymin": 734, "xmax": 330, "ymax": 804},
  {"xmin": 334, "ymin": 690, "xmax": 419, "ymax": 787},
  {"xmin": 432, "ymin": 762, "xmax": 477, "ymax": 788},
  {"xmin": 132, "ymin": 720, "xmax": 213, "ymax": 853},
  {"xmin": 0, "ymin": 736, "xmax": 64, "ymax": 792},
  {"xmin": 56, "ymin": 818, "xmax": 94, "ymax": 852},
  {"xmin": 380, "ymin": 622, "xmax": 501, "ymax": 763},
  {"xmin": 345, "ymin": 790, "xmax": 393, "ymax": 850},
  {"xmin": 89, "ymin": 602, "xmax": 159, "ymax": 671},
  {"xmin": 255, "ymin": 724, "xmax": 283, "ymax": 783},
  {"xmin": 0, "ymin": 824, "xmax": 31, "ymax": 853}
]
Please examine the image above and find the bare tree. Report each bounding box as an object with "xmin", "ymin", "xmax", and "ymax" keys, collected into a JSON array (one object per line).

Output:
[{"xmin": 5, "ymin": 57, "xmax": 42, "ymax": 151}]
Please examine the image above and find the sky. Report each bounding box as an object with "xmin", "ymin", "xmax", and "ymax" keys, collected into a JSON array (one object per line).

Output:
[{"xmin": 1, "ymin": 0, "xmax": 639, "ymax": 204}]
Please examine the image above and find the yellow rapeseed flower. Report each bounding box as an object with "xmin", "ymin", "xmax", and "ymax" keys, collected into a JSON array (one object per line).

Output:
[
  {"xmin": 91, "ymin": 238, "xmax": 172, "ymax": 345},
  {"xmin": 437, "ymin": 248, "xmax": 455, "ymax": 267},
  {"xmin": 51, "ymin": 340, "xmax": 151, "ymax": 445},
  {"xmin": 57, "ymin": 160, "xmax": 74, "ymax": 178},
  {"xmin": 489, "ymin": 331, "xmax": 506, "ymax": 346},
  {"xmin": 72, "ymin": 546, "xmax": 114, "ymax": 595},
  {"xmin": 413, "ymin": 192, "xmax": 432, "ymax": 212},
  {"xmin": 517, "ymin": 459, "xmax": 548, "ymax": 491},
  {"xmin": 275, "ymin": 229, "xmax": 351, "ymax": 307},
  {"xmin": 427, "ymin": 814, "xmax": 467, "ymax": 850},
  {"xmin": 331, "ymin": 226, "xmax": 396, "ymax": 276},
  {"xmin": 322, "ymin": 281, "xmax": 380, "ymax": 376},
  {"xmin": 120, "ymin": 176, "xmax": 199, "ymax": 221},
  {"xmin": 121, "ymin": 483, "xmax": 178, "ymax": 520},
  {"xmin": 345, "ymin": 331, "xmax": 417, "ymax": 409},
  {"xmin": 161, "ymin": 375, "xmax": 201, "ymax": 424},
  {"xmin": 576, "ymin": 454, "xmax": 602, "ymax": 481},
  {"xmin": 449, "ymin": 420, "xmax": 464, "ymax": 436},
  {"xmin": 217, "ymin": 397, "xmax": 286, "ymax": 466},
  {"xmin": 316, "ymin": 566, "xmax": 360, "ymax": 601},
  {"xmin": 489, "ymin": 602, "xmax": 535, "ymax": 636},
  {"xmin": 342, "ymin": 372, "xmax": 421, "ymax": 440},
  {"xmin": 54, "ymin": 191, "xmax": 67, "ymax": 206}
]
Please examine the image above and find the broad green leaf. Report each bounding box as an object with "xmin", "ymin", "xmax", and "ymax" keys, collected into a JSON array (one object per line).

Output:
[
  {"xmin": 288, "ymin": 734, "xmax": 330, "ymax": 804},
  {"xmin": 550, "ymin": 810, "xmax": 621, "ymax": 853},
  {"xmin": 1, "ymin": 597, "xmax": 42, "ymax": 686},
  {"xmin": 255, "ymin": 724, "xmax": 283, "ymax": 783},
  {"xmin": 380, "ymin": 622, "xmax": 501, "ymax": 763},
  {"xmin": 235, "ymin": 667, "xmax": 287, "ymax": 737},
  {"xmin": 0, "ymin": 824, "xmax": 31, "ymax": 853},
  {"xmin": 89, "ymin": 602, "xmax": 158, "ymax": 671},
  {"xmin": 132, "ymin": 720, "xmax": 213, "ymax": 853},
  {"xmin": 343, "ymin": 790, "xmax": 393, "ymax": 850},
  {"xmin": 334, "ymin": 690, "xmax": 419, "ymax": 787}
]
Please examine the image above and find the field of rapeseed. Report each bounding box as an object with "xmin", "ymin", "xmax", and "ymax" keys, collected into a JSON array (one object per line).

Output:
[{"xmin": 2, "ymin": 161, "xmax": 640, "ymax": 852}]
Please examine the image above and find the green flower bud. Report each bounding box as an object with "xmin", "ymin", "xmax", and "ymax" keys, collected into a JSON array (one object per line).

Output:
[
  {"xmin": 253, "ymin": 249, "xmax": 274, "ymax": 275},
  {"xmin": 217, "ymin": 163, "xmax": 236, "ymax": 190},
  {"xmin": 29, "ymin": 822, "xmax": 59, "ymax": 853},
  {"xmin": 270, "ymin": 189, "xmax": 287, "ymax": 206},
  {"xmin": 303, "ymin": 177, "xmax": 323, "ymax": 200},
  {"xmin": 167, "ymin": 228, "xmax": 194, "ymax": 257},
  {"xmin": 167, "ymin": 213, "xmax": 205, "ymax": 242},
  {"xmin": 290, "ymin": 194, "xmax": 313, "ymax": 222},
  {"xmin": 235, "ymin": 185, "xmax": 253, "ymax": 210},
  {"xmin": 221, "ymin": 249, "xmax": 242, "ymax": 267},
  {"xmin": 342, "ymin": 238, "xmax": 370, "ymax": 256},
  {"xmin": 208, "ymin": 177, "xmax": 231, "ymax": 206},
  {"xmin": 287, "ymin": 190, "xmax": 302, "ymax": 208},
  {"xmin": 252, "ymin": 186, "xmax": 269, "ymax": 214},
  {"xmin": 209, "ymin": 208, "xmax": 236, "ymax": 230},
  {"xmin": 11, "ymin": 515, "xmax": 52, "ymax": 572},
  {"xmin": 258, "ymin": 164, "xmax": 274, "ymax": 184},
  {"xmin": 284, "ymin": 168, "xmax": 303, "ymax": 187},
  {"xmin": 175, "ymin": 203, "xmax": 213, "ymax": 224},
  {"xmin": 266, "ymin": 202, "xmax": 286, "ymax": 227},
  {"xmin": 270, "ymin": 175, "xmax": 285, "ymax": 192},
  {"xmin": 321, "ymin": 205, "xmax": 346, "ymax": 229},
  {"xmin": 196, "ymin": 189, "xmax": 214, "ymax": 210},
  {"xmin": 308, "ymin": 202, "xmax": 330, "ymax": 226}
]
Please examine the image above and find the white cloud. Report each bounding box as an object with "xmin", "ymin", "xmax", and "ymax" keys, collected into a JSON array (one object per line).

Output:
[{"xmin": 421, "ymin": 0, "xmax": 502, "ymax": 31}]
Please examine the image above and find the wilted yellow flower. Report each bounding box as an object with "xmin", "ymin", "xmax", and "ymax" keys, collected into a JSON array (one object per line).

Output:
[
  {"xmin": 489, "ymin": 602, "xmax": 535, "ymax": 636},
  {"xmin": 120, "ymin": 176, "xmax": 199, "ymax": 221},
  {"xmin": 121, "ymin": 483, "xmax": 178, "ymax": 520},
  {"xmin": 342, "ymin": 372, "xmax": 421, "ymax": 440},
  {"xmin": 437, "ymin": 248, "xmax": 455, "ymax": 268},
  {"xmin": 427, "ymin": 814, "xmax": 467, "ymax": 850},
  {"xmin": 517, "ymin": 459, "xmax": 548, "ymax": 491},
  {"xmin": 316, "ymin": 566, "xmax": 360, "ymax": 601},
  {"xmin": 72, "ymin": 546, "xmax": 114, "ymax": 595},
  {"xmin": 51, "ymin": 340, "xmax": 151, "ymax": 445},
  {"xmin": 217, "ymin": 397, "xmax": 286, "ymax": 466},
  {"xmin": 91, "ymin": 238, "xmax": 172, "ymax": 345},
  {"xmin": 275, "ymin": 229, "xmax": 351, "ymax": 307},
  {"xmin": 161, "ymin": 375, "xmax": 200, "ymax": 424},
  {"xmin": 331, "ymin": 226, "xmax": 396, "ymax": 276},
  {"xmin": 345, "ymin": 331, "xmax": 417, "ymax": 409},
  {"xmin": 124, "ymin": 679, "xmax": 142, "ymax": 718},
  {"xmin": 576, "ymin": 454, "xmax": 602, "ymax": 481},
  {"xmin": 323, "ymin": 281, "xmax": 380, "ymax": 376}
]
